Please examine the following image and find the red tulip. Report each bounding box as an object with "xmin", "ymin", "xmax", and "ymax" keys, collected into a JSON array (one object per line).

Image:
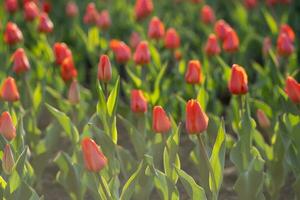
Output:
[
  {"xmin": 5, "ymin": 0, "xmax": 18, "ymax": 13},
  {"xmin": 129, "ymin": 32, "xmax": 141, "ymax": 49},
  {"xmin": 68, "ymin": 79, "xmax": 80, "ymax": 105},
  {"xmin": 148, "ymin": 16, "xmax": 165, "ymax": 40},
  {"xmin": 214, "ymin": 20, "xmax": 230, "ymax": 41},
  {"xmin": 152, "ymin": 106, "xmax": 171, "ymax": 133},
  {"xmin": 23, "ymin": 0, "xmax": 38, "ymax": 5},
  {"xmin": 4, "ymin": 22, "xmax": 23, "ymax": 45},
  {"xmin": 256, "ymin": 109, "xmax": 270, "ymax": 129},
  {"xmin": 185, "ymin": 60, "xmax": 202, "ymax": 84},
  {"xmin": 285, "ymin": 76, "xmax": 300, "ymax": 104},
  {"xmin": 134, "ymin": 0, "xmax": 153, "ymax": 21},
  {"xmin": 1, "ymin": 77, "xmax": 20, "ymax": 102},
  {"xmin": 279, "ymin": 24, "xmax": 295, "ymax": 42},
  {"xmin": 186, "ymin": 99, "xmax": 209, "ymax": 134},
  {"xmin": 244, "ymin": 0, "xmax": 257, "ymax": 9},
  {"xmin": 201, "ymin": 5, "xmax": 215, "ymax": 24},
  {"xmin": 205, "ymin": 33, "xmax": 220, "ymax": 56},
  {"xmin": 110, "ymin": 40, "xmax": 131, "ymax": 64},
  {"xmin": 223, "ymin": 28, "xmax": 239, "ymax": 53},
  {"xmin": 61, "ymin": 57, "xmax": 77, "ymax": 82},
  {"xmin": 2, "ymin": 144, "xmax": 15, "ymax": 175},
  {"xmin": 277, "ymin": 33, "xmax": 294, "ymax": 57},
  {"xmin": 24, "ymin": 2, "xmax": 39, "ymax": 21},
  {"xmin": 164, "ymin": 28, "xmax": 180, "ymax": 49},
  {"xmin": 83, "ymin": 2, "xmax": 98, "ymax": 25},
  {"xmin": 42, "ymin": 1, "xmax": 52, "ymax": 13},
  {"xmin": 131, "ymin": 90, "xmax": 147, "ymax": 113},
  {"xmin": 98, "ymin": 55, "xmax": 112, "ymax": 82},
  {"xmin": 0, "ymin": 112, "xmax": 16, "ymax": 141},
  {"xmin": 38, "ymin": 12, "xmax": 53, "ymax": 33},
  {"xmin": 12, "ymin": 48, "xmax": 30, "ymax": 74},
  {"xmin": 228, "ymin": 64, "xmax": 248, "ymax": 95},
  {"xmin": 53, "ymin": 42, "xmax": 72, "ymax": 65},
  {"xmin": 133, "ymin": 41, "xmax": 151, "ymax": 65},
  {"xmin": 262, "ymin": 37, "xmax": 272, "ymax": 56},
  {"xmin": 174, "ymin": 50, "xmax": 182, "ymax": 61},
  {"xmin": 81, "ymin": 137, "xmax": 107, "ymax": 172},
  {"xmin": 96, "ymin": 10, "xmax": 111, "ymax": 30},
  {"xmin": 66, "ymin": 1, "xmax": 78, "ymax": 18}
]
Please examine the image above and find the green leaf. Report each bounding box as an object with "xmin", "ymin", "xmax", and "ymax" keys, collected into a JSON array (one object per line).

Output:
[
  {"xmin": 151, "ymin": 64, "xmax": 167, "ymax": 104},
  {"xmin": 263, "ymin": 10, "xmax": 278, "ymax": 34},
  {"xmin": 15, "ymin": 147, "xmax": 28, "ymax": 176},
  {"xmin": 87, "ymin": 27, "xmax": 100, "ymax": 52},
  {"xmin": 197, "ymin": 87, "xmax": 209, "ymax": 111},
  {"xmin": 126, "ymin": 68, "xmax": 142, "ymax": 88},
  {"xmin": 33, "ymin": 84, "xmax": 42, "ymax": 111},
  {"xmin": 150, "ymin": 44, "xmax": 161, "ymax": 69},
  {"xmin": 0, "ymin": 176, "xmax": 7, "ymax": 189},
  {"xmin": 9, "ymin": 171, "xmax": 21, "ymax": 194},
  {"xmin": 107, "ymin": 77, "xmax": 120, "ymax": 117}
]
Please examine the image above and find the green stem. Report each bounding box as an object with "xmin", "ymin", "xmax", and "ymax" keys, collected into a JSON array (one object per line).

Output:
[
  {"xmin": 197, "ymin": 134, "xmax": 218, "ymax": 200},
  {"xmin": 238, "ymin": 95, "xmax": 243, "ymax": 119},
  {"xmin": 98, "ymin": 174, "xmax": 112, "ymax": 199}
]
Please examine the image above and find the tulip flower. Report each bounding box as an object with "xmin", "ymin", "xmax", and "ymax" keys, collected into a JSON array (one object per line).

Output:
[
  {"xmin": 42, "ymin": 1, "xmax": 52, "ymax": 13},
  {"xmin": 68, "ymin": 79, "xmax": 80, "ymax": 105},
  {"xmin": 81, "ymin": 137, "xmax": 107, "ymax": 172},
  {"xmin": 214, "ymin": 20, "xmax": 230, "ymax": 41},
  {"xmin": 24, "ymin": 2, "xmax": 39, "ymax": 21},
  {"xmin": 133, "ymin": 41, "xmax": 151, "ymax": 65},
  {"xmin": 152, "ymin": 106, "xmax": 171, "ymax": 133},
  {"xmin": 277, "ymin": 33, "xmax": 294, "ymax": 57},
  {"xmin": 134, "ymin": 0, "xmax": 153, "ymax": 21},
  {"xmin": 279, "ymin": 24, "xmax": 295, "ymax": 42},
  {"xmin": 262, "ymin": 37, "xmax": 272, "ymax": 56},
  {"xmin": 185, "ymin": 60, "xmax": 202, "ymax": 84},
  {"xmin": 12, "ymin": 48, "xmax": 30, "ymax": 74},
  {"xmin": 61, "ymin": 57, "xmax": 77, "ymax": 82},
  {"xmin": 96, "ymin": 10, "xmax": 111, "ymax": 30},
  {"xmin": 4, "ymin": 22, "xmax": 23, "ymax": 45},
  {"xmin": 228, "ymin": 64, "xmax": 248, "ymax": 95},
  {"xmin": 205, "ymin": 34, "xmax": 221, "ymax": 56},
  {"xmin": 244, "ymin": 0, "xmax": 257, "ymax": 9},
  {"xmin": 164, "ymin": 28, "xmax": 180, "ymax": 49},
  {"xmin": 131, "ymin": 90, "xmax": 147, "ymax": 113},
  {"xmin": 223, "ymin": 28, "xmax": 239, "ymax": 53},
  {"xmin": 83, "ymin": 2, "xmax": 98, "ymax": 25},
  {"xmin": 110, "ymin": 40, "xmax": 131, "ymax": 64},
  {"xmin": 5, "ymin": 0, "xmax": 18, "ymax": 13},
  {"xmin": 1, "ymin": 77, "xmax": 20, "ymax": 102},
  {"xmin": 66, "ymin": 1, "xmax": 78, "ymax": 18},
  {"xmin": 186, "ymin": 99, "xmax": 209, "ymax": 134},
  {"xmin": 201, "ymin": 5, "xmax": 215, "ymax": 24},
  {"xmin": 98, "ymin": 55, "xmax": 112, "ymax": 82},
  {"xmin": 0, "ymin": 112, "xmax": 16, "ymax": 141},
  {"xmin": 256, "ymin": 109, "xmax": 270, "ymax": 129},
  {"xmin": 148, "ymin": 16, "xmax": 165, "ymax": 40},
  {"xmin": 53, "ymin": 43, "xmax": 72, "ymax": 65},
  {"xmin": 38, "ymin": 12, "xmax": 53, "ymax": 33},
  {"xmin": 285, "ymin": 76, "xmax": 300, "ymax": 104},
  {"xmin": 2, "ymin": 144, "xmax": 15, "ymax": 175},
  {"xmin": 129, "ymin": 32, "xmax": 141, "ymax": 49}
]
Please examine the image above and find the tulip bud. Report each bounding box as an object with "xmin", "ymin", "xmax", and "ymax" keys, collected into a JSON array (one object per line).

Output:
[
  {"xmin": 223, "ymin": 28, "xmax": 239, "ymax": 53},
  {"xmin": 66, "ymin": 1, "xmax": 78, "ymax": 18},
  {"xmin": 205, "ymin": 34, "xmax": 221, "ymax": 56},
  {"xmin": 129, "ymin": 32, "xmax": 141, "ymax": 49},
  {"xmin": 134, "ymin": 0, "xmax": 153, "ymax": 21},
  {"xmin": 98, "ymin": 55, "xmax": 112, "ymax": 82},
  {"xmin": 228, "ymin": 64, "xmax": 248, "ymax": 95},
  {"xmin": 68, "ymin": 79, "xmax": 80, "ymax": 105},
  {"xmin": 96, "ymin": 10, "xmax": 111, "ymax": 30},
  {"xmin": 53, "ymin": 42, "xmax": 72, "ymax": 65},
  {"xmin": 244, "ymin": 0, "xmax": 257, "ymax": 9},
  {"xmin": 12, "ymin": 48, "xmax": 30, "ymax": 74},
  {"xmin": 201, "ymin": 5, "xmax": 215, "ymax": 25},
  {"xmin": 5, "ymin": 0, "xmax": 18, "ymax": 13},
  {"xmin": 164, "ymin": 28, "xmax": 180, "ymax": 49},
  {"xmin": 256, "ymin": 109, "xmax": 270, "ymax": 129},
  {"xmin": 214, "ymin": 20, "xmax": 230, "ymax": 41},
  {"xmin": 4, "ymin": 22, "xmax": 23, "ymax": 45},
  {"xmin": 24, "ymin": 2, "xmax": 39, "ymax": 22},
  {"xmin": 185, "ymin": 60, "xmax": 202, "ymax": 84},
  {"xmin": 277, "ymin": 33, "xmax": 294, "ymax": 57},
  {"xmin": 38, "ymin": 12, "xmax": 53, "ymax": 33},
  {"xmin": 262, "ymin": 37, "xmax": 272, "ymax": 56},
  {"xmin": 110, "ymin": 40, "xmax": 131, "ymax": 64},
  {"xmin": 0, "ymin": 112, "xmax": 16, "ymax": 141},
  {"xmin": 131, "ymin": 90, "xmax": 147, "ymax": 113},
  {"xmin": 279, "ymin": 24, "xmax": 295, "ymax": 42},
  {"xmin": 2, "ymin": 144, "xmax": 15, "ymax": 175},
  {"xmin": 1, "ymin": 77, "xmax": 20, "ymax": 102},
  {"xmin": 61, "ymin": 57, "xmax": 78, "ymax": 82},
  {"xmin": 83, "ymin": 3, "xmax": 98, "ymax": 24},
  {"xmin": 285, "ymin": 76, "xmax": 300, "ymax": 104},
  {"xmin": 133, "ymin": 41, "xmax": 151, "ymax": 65},
  {"xmin": 81, "ymin": 137, "xmax": 107, "ymax": 172},
  {"xmin": 148, "ymin": 17, "xmax": 165, "ymax": 40},
  {"xmin": 152, "ymin": 106, "xmax": 171, "ymax": 133},
  {"xmin": 186, "ymin": 99, "xmax": 209, "ymax": 134}
]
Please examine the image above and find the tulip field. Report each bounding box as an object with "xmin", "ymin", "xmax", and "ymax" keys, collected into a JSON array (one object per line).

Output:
[{"xmin": 1, "ymin": 0, "xmax": 300, "ymax": 199}]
